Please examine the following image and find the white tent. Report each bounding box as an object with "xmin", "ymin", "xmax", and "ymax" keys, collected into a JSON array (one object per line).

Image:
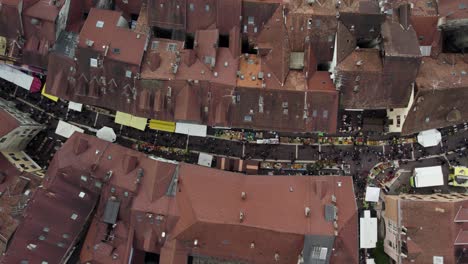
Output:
[
  {"xmin": 197, "ymin": 153, "xmax": 213, "ymax": 167},
  {"xmin": 417, "ymin": 129, "xmax": 442, "ymax": 147},
  {"xmin": 413, "ymin": 166, "xmax": 444, "ymax": 187},
  {"xmin": 360, "ymin": 210, "xmax": 377, "ymax": 249},
  {"xmin": 175, "ymin": 122, "xmax": 207, "ymax": 137},
  {"xmin": 55, "ymin": 120, "xmax": 84, "ymax": 138},
  {"xmin": 96, "ymin": 126, "xmax": 116, "ymax": 142},
  {"xmin": 0, "ymin": 64, "xmax": 34, "ymax": 90},
  {"xmin": 365, "ymin": 187, "xmax": 381, "ymax": 202},
  {"xmin": 68, "ymin": 101, "xmax": 83, "ymax": 112}
]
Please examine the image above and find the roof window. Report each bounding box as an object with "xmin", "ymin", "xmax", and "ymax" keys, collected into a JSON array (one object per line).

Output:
[{"xmin": 96, "ymin": 21, "xmax": 104, "ymax": 28}]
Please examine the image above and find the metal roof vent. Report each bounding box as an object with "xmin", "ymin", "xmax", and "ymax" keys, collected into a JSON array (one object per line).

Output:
[
  {"xmin": 305, "ymin": 207, "xmax": 311, "ymax": 217},
  {"xmin": 240, "ymin": 211, "xmax": 244, "ymax": 222},
  {"xmin": 275, "ymin": 253, "xmax": 280, "ymax": 262},
  {"xmin": 161, "ymin": 231, "xmax": 166, "ymax": 238},
  {"xmin": 214, "ymin": 72, "xmax": 218, "ymax": 77},
  {"xmin": 241, "ymin": 192, "xmax": 247, "ymax": 200},
  {"xmin": 250, "ymin": 242, "xmax": 255, "ymax": 249},
  {"xmin": 194, "ymin": 239, "xmax": 199, "ymax": 246},
  {"xmin": 356, "ymin": 60, "xmax": 363, "ymax": 66}
]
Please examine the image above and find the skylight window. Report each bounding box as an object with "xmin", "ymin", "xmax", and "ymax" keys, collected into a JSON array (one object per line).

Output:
[{"xmin": 96, "ymin": 21, "xmax": 104, "ymax": 28}]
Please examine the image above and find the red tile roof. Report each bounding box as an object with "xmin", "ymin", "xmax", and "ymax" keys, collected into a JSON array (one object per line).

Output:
[
  {"xmin": 46, "ymin": 133, "xmax": 357, "ymax": 264},
  {"xmin": 78, "ymin": 8, "xmax": 147, "ymax": 66},
  {"xmin": 169, "ymin": 163, "xmax": 358, "ymax": 263},
  {"xmin": 1, "ymin": 176, "xmax": 98, "ymax": 263},
  {"xmin": 23, "ymin": 0, "xmax": 64, "ymax": 22},
  {"xmin": 399, "ymin": 198, "xmax": 468, "ymax": 264}
]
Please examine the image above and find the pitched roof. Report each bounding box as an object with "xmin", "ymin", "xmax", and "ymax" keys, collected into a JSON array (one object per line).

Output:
[
  {"xmin": 78, "ymin": 8, "xmax": 147, "ymax": 66},
  {"xmin": 257, "ymin": 5, "xmax": 290, "ymax": 86},
  {"xmin": 170, "ymin": 163, "xmax": 358, "ymax": 263},
  {"xmin": 1, "ymin": 176, "xmax": 98, "ymax": 263},
  {"xmin": 23, "ymin": 0, "xmax": 64, "ymax": 21},
  {"xmin": 398, "ymin": 198, "xmax": 468, "ymax": 264}
]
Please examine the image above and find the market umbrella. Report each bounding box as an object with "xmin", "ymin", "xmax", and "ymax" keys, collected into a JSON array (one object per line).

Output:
[
  {"xmin": 96, "ymin": 126, "xmax": 117, "ymax": 142},
  {"xmin": 417, "ymin": 129, "xmax": 441, "ymax": 147}
]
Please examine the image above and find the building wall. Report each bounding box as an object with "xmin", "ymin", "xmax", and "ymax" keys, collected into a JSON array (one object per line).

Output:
[
  {"xmin": 56, "ymin": 0, "xmax": 71, "ymax": 40},
  {"xmin": 387, "ymin": 84, "xmax": 414, "ymax": 133},
  {"xmin": 0, "ymin": 99, "xmax": 44, "ymax": 151},
  {"xmin": 383, "ymin": 217, "xmax": 400, "ymax": 262},
  {"xmin": 0, "ymin": 126, "xmax": 42, "ymax": 151},
  {"xmin": 1, "ymin": 151, "xmax": 43, "ymax": 175}
]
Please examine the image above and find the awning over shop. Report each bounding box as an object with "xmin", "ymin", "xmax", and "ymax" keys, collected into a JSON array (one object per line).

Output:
[
  {"xmin": 417, "ymin": 129, "xmax": 441, "ymax": 147},
  {"xmin": 149, "ymin": 119, "xmax": 176, "ymax": 133},
  {"xmin": 41, "ymin": 84, "xmax": 59, "ymax": 102},
  {"xmin": 197, "ymin": 153, "xmax": 213, "ymax": 167},
  {"xmin": 55, "ymin": 120, "xmax": 84, "ymax": 138},
  {"xmin": 96, "ymin": 126, "xmax": 117, "ymax": 142},
  {"xmin": 0, "ymin": 64, "xmax": 33, "ymax": 90},
  {"xmin": 68, "ymin": 101, "xmax": 83, "ymax": 112},
  {"xmin": 175, "ymin": 122, "xmax": 207, "ymax": 137},
  {"xmin": 360, "ymin": 210, "xmax": 377, "ymax": 249},
  {"xmin": 115, "ymin": 111, "xmax": 147, "ymax": 131}
]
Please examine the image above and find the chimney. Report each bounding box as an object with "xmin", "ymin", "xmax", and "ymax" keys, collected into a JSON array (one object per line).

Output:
[
  {"xmin": 305, "ymin": 207, "xmax": 311, "ymax": 217},
  {"xmin": 241, "ymin": 192, "xmax": 247, "ymax": 200},
  {"xmin": 398, "ymin": 4, "xmax": 411, "ymax": 30}
]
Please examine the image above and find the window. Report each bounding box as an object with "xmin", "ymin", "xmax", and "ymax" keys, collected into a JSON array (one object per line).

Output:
[
  {"xmin": 312, "ymin": 110, "xmax": 317, "ymax": 117},
  {"xmin": 70, "ymin": 213, "xmax": 78, "ymax": 220},
  {"xmin": 205, "ymin": 4, "xmax": 210, "ymax": 11},
  {"xmin": 96, "ymin": 20, "xmax": 104, "ymax": 28},
  {"xmin": 112, "ymin": 48, "xmax": 120, "ymax": 54},
  {"xmin": 80, "ymin": 175, "xmax": 88, "ymax": 182},
  {"xmin": 244, "ymin": 115, "xmax": 252, "ymax": 122},
  {"xmin": 0, "ymin": 138, "xmax": 5, "ymax": 143},
  {"xmin": 95, "ymin": 181, "xmax": 102, "ymax": 188},
  {"xmin": 90, "ymin": 58, "xmax": 98, "ymax": 67},
  {"xmin": 125, "ymin": 70, "xmax": 132, "ymax": 78},
  {"xmin": 189, "ymin": 3, "xmax": 194, "ymax": 11},
  {"xmin": 151, "ymin": 41, "xmax": 159, "ymax": 50},
  {"xmin": 248, "ymin": 16, "xmax": 255, "ymax": 25},
  {"xmin": 311, "ymin": 247, "xmax": 327, "ymax": 260},
  {"xmin": 167, "ymin": 43, "xmax": 177, "ymax": 52},
  {"xmin": 323, "ymin": 110, "xmax": 328, "ymax": 118}
]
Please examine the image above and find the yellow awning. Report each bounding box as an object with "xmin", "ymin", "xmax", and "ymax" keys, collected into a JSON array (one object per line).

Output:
[
  {"xmin": 149, "ymin": 119, "xmax": 176, "ymax": 132},
  {"xmin": 115, "ymin": 111, "xmax": 147, "ymax": 131},
  {"xmin": 41, "ymin": 84, "xmax": 59, "ymax": 102}
]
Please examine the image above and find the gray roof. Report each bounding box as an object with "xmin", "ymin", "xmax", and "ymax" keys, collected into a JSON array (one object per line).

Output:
[
  {"xmin": 324, "ymin": 204, "xmax": 337, "ymax": 222},
  {"xmin": 102, "ymin": 199, "xmax": 120, "ymax": 224},
  {"xmin": 303, "ymin": 235, "xmax": 335, "ymax": 264},
  {"xmin": 53, "ymin": 31, "xmax": 78, "ymax": 59}
]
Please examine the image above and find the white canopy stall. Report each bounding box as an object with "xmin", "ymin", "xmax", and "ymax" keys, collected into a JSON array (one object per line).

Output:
[
  {"xmin": 417, "ymin": 129, "xmax": 442, "ymax": 147},
  {"xmin": 96, "ymin": 126, "xmax": 117, "ymax": 142}
]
